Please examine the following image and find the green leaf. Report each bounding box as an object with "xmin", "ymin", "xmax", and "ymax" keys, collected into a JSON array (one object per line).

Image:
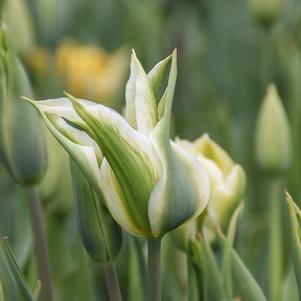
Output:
[
  {"xmin": 285, "ymin": 191, "xmax": 301, "ymax": 298},
  {"xmin": 199, "ymin": 237, "xmax": 224, "ymax": 301},
  {"xmin": 221, "ymin": 203, "xmax": 243, "ymax": 300},
  {"xmin": 217, "ymin": 231, "xmax": 267, "ymax": 301},
  {"xmin": 0, "ymin": 237, "xmax": 34, "ymax": 301}
]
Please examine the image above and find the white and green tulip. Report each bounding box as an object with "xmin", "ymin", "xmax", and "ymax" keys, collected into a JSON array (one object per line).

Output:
[{"xmin": 24, "ymin": 50, "xmax": 210, "ymax": 238}]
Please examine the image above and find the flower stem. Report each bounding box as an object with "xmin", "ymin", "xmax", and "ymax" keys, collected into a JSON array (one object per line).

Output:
[
  {"xmin": 268, "ymin": 176, "xmax": 283, "ymax": 301},
  {"xmin": 147, "ymin": 238, "xmax": 161, "ymax": 301},
  {"xmin": 26, "ymin": 186, "xmax": 53, "ymax": 301},
  {"xmin": 104, "ymin": 263, "xmax": 122, "ymax": 301}
]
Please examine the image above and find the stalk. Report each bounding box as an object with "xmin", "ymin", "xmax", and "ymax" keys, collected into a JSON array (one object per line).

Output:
[
  {"xmin": 26, "ymin": 186, "xmax": 53, "ymax": 301},
  {"xmin": 268, "ymin": 176, "xmax": 282, "ymax": 301},
  {"xmin": 104, "ymin": 263, "xmax": 122, "ymax": 301},
  {"xmin": 147, "ymin": 238, "xmax": 161, "ymax": 301}
]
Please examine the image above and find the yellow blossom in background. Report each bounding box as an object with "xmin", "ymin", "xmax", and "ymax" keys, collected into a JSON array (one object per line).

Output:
[
  {"xmin": 55, "ymin": 39, "xmax": 128, "ymax": 106},
  {"xmin": 26, "ymin": 47, "xmax": 50, "ymax": 78}
]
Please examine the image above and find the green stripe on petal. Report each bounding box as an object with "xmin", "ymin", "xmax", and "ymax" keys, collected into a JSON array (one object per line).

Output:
[
  {"xmin": 66, "ymin": 94, "xmax": 160, "ymax": 236},
  {"xmin": 100, "ymin": 159, "xmax": 148, "ymax": 236}
]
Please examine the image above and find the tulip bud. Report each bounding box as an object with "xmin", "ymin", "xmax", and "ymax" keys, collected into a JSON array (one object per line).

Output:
[
  {"xmin": 255, "ymin": 84, "xmax": 292, "ymax": 173},
  {"xmin": 177, "ymin": 134, "xmax": 246, "ymax": 228},
  {"xmin": 0, "ymin": 25, "xmax": 47, "ymax": 185},
  {"xmin": 249, "ymin": 0, "xmax": 284, "ymax": 27},
  {"xmin": 70, "ymin": 160, "xmax": 122, "ymax": 264}
]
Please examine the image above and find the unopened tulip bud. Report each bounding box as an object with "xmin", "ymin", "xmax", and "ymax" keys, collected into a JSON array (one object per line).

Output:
[
  {"xmin": 0, "ymin": 25, "xmax": 47, "ymax": 185},
  {"xmin": 255, "ymin": 84, "xmax": 292, "ymax": 173},
  {"xmin": 70, "ymin": 160, "xmax": 122, "ymax": 264},
  {"xmin": 250, "ymin": 0, "xmax": 284, "ymax": 27}
]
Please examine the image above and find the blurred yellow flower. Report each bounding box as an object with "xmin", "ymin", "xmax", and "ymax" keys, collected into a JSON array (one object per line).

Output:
[{"xmin": 55, "ymin": 39, "xmax": 128, "ymax": 106}]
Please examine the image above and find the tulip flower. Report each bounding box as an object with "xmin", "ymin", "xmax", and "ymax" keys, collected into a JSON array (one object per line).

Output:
[
  {"xmin": 171, "ymin": 134, "xmax": 245, "ymax": 251},
  {"xmin": 255, "ymin": 84, "xmax": 292, "ymax": 174},
  {"xmin": 177, "ymin": 134, "xmax": 246, "ymax": 227},
  {"xmin": 24, "ymin": 49, "xmax": 210, "ymax": 239}
]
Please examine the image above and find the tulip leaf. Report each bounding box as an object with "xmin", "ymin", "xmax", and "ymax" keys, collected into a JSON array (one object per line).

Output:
[
  {"xmin": 217, "ymin": 231, "xmax": 267, "ymax": 301},
  {"xmin": 0, "ymin": 237, "xmax": 34, "ymax": 301},
  {"xmin": 285, "ymin": 191, "xmax": 301, "ymax": 298},
  {"xmin": 199, "ymin": 237, "xmax": 225, "ymax": 301},
  {"xmin": 221, "ymin": 203, "xmax": 243, "ymax": 300}
]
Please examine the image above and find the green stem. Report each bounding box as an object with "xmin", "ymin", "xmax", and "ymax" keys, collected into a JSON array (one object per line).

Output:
[
  {"xmin": 147, "ymin": 238, "xmax": 161, "ymax": 301},
  {"xmin": 104, "ymin": 263, "xmax": 122, "ymax": 301},
  {"xmin": 268, "ymin": 176, "xmax": 283, "ymax": 301},
  {"xmin": 26, "ymin": 186, "xmax": 53, "ymax": 301}
]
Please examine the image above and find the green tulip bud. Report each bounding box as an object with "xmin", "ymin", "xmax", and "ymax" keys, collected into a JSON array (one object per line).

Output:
[
  {"xmin": 255, "ymin": 84, "xmax": 292, "ymax": 173},
  {"xmin": 25, "ymin": 50, "xmax": 210, "ymax": 238},
  {"xmin": 70, "ymin": 160, "xmax": 122, "ymax": 264},
  {"xmin": 250, "ymin": 0, "xmax": 284, "ymax": 27},
  {"xmin": 0, "ymin": 25, "xmax": 47, "ymax": 185}
]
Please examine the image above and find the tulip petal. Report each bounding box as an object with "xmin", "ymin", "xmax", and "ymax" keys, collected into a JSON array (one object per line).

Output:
[
  {"xmin": 22, "ymin": 97, "xmax": 103, "ymax": 194},
  {"xmin": 66, "ymin": 94, "xmax": 160, "ymax": 236},
  {"xmin": 148, "ymin": 143, "xmax": 210, "ymax": 237},
  {"xmin": 147, "ymin": 54, "xmax": 172, "ymax": 100},
  {"xmin": 100, "ymin": 159, "xmax": 149, "ymax": 236},
  {"xmin": 125, "ymin": 50, "xmax": 158, "ymax": 134},
  {"xmin": 148, "ymin": 50, "xmax": 210, "ymax": 237},
  {"xmin": 193, "ymin": 133, "xmax": 234, "ymax": 174}
]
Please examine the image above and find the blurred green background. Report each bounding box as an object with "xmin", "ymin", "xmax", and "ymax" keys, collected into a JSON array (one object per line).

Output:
[{"xmin": 1, "ymin": 0, "xmax": 301, "ymax": 300}]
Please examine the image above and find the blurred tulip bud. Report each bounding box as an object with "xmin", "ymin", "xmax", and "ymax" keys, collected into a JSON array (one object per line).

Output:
[
  {"xmin": 250, "ymin": 0, "xmax": 284, "ymax": 27},
  {"xmin": 70, "ymin": 160, "xmax": 122, "ymax": 264},
  {"xmin": 177, "ymin": 134, "xmax": 246, "ymax": 227},
  {"xmin": 3, "ymin": 0, "xmax": 35, "ymax": 55},
  {"xmin": 255, "ymin": 84, "xmax": 292, "ymax": 173},
  {"xmin": 0, "ymin": 25, "xmax": 47, "ymax": 185},
  {"xmin": 25, "ymin": 50, "xmax": 210, "ymax": 238},
  {"xmin": 0, "ymin": 237, "xmax": 37, "ymax": 301}
]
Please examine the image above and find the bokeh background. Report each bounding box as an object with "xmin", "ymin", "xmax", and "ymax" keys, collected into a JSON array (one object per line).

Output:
[{"xmin": 1, "ymin": 0, "xmax": 301, "ymax": 300}]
